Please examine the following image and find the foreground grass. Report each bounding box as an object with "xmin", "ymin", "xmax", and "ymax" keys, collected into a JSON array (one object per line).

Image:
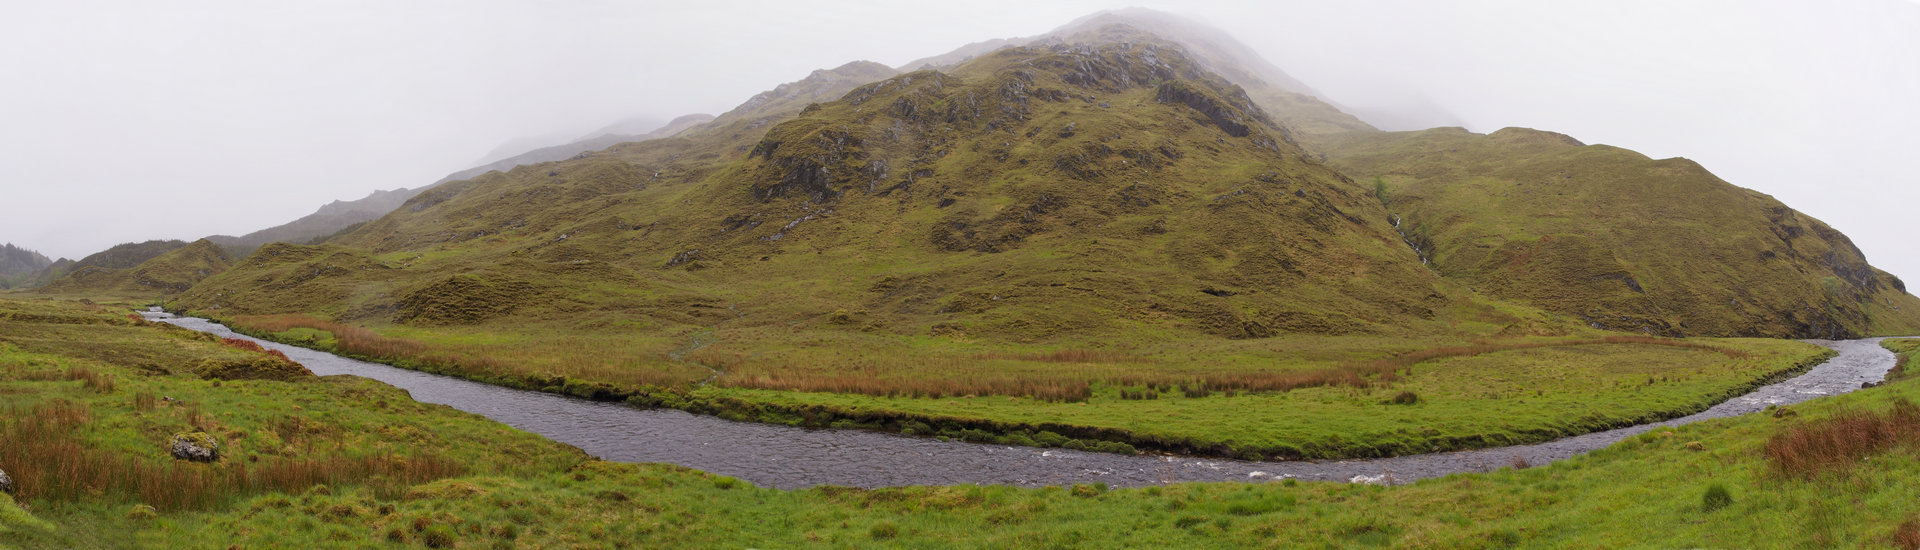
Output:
[{"xmin": 4, "ymin": 296, "xmax": 1920, "ymax": 548}]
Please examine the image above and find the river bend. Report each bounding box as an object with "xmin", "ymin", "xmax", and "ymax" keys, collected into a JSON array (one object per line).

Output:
[{"xmin": 146, "ymin": 310, "xmax": 1901, "ymax": 489}]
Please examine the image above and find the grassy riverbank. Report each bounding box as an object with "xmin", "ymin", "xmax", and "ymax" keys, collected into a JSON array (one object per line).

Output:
[
  {"xmin": 212, "ymin": 310, "xmax": 1832, "ymax": 459},
  {"xmin": 4, "ymin": 296, "xmax": 1919, "ymax": 548}
]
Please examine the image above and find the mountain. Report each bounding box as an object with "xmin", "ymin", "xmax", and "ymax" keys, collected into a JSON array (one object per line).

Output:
[
  {"xmin": 1318, "ymin": 126, "xmax": 1920, "ymax": 338},
  {"xmin": 40, "ymin": 238, "xmax": 232, "ymax": 297},
  {"xmin": 206, "ymin": 187, "xmax": 425, "ymax": 258},
  {"xmin": 180, "ymin": 37, "xmax": 1463, "ymax": 346},
  {"xmin": 431, "ymin": 113, "xmax": 719, "ymax": 187},
  {"xmin": 899, "ymin": 9, "xmax": 1376, "ymax": 140},
  {"xmin": 573, "ymin": 114, "xmax": 670, "ymax": 142},
  {"xmin": 176, "ymin": 10, "xmax": 1920, "ymax": 351},
  {"xmin": 0, "ymin": 243, "xmax": 52, "ymax": 289}
]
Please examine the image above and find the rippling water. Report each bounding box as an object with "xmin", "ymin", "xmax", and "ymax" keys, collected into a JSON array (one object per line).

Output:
[{"xmin": 147, "ymin": 310, "xmax": 1899, "ymax": 489}]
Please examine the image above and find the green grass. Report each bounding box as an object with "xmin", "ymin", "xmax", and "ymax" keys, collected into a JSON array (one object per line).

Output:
[
  {"xmin": 707, "ymin": 339, "xmax": 1829, "ymax": 458},
  {"xmin": 5, "ymin": 296, "xmax": 1920, "ymax": 548},
  {"xmin": 1884, "ymin": 338, "xmax": 1919, "ymax": 383}
]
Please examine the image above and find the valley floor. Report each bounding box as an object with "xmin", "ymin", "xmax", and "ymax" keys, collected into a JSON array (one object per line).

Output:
[
  {"xmin": 218, "ymin": 312, "xmax": 1833, "ymax": 461},
  {"xmin": 2, "ymin": 296, "xmax": 1919, "ymax": 548}
]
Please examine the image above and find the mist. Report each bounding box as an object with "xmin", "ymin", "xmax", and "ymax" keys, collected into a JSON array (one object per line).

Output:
[{"xmin": 3, "ymin": 0, "xmax": 1916, "ymax": 283}]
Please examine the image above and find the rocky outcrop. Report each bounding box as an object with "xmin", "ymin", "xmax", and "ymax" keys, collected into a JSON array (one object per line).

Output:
[
  {"xmin": 0, "ymin": 467, "xmax": 13, "ymax": 493},
  {"xmin": 170, "ymin": 432, "xmax": 219, "ymax": 462}
]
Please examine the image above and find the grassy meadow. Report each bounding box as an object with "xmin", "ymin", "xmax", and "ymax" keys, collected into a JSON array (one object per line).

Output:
[{"xmin": 3, "ymin": 297, "xmax": 1918, "ymax": 548}]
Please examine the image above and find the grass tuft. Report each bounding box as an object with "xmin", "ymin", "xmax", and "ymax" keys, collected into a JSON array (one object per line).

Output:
[{"xmin": 1701, "ymin": 483, "xmax": 1732, "ymax": 512}]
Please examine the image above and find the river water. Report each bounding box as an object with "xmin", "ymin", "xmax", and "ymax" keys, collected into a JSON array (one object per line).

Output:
[{"xmin": 146, "ymin": 310, "xmax": 1900, "ymax": 490}]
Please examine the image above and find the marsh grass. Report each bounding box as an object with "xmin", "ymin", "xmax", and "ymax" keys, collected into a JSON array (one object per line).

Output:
[
  {"xmin": 1764, "ymin": 398, "xmax": 1920, "ymax": 479},
  {"xmin": 0, "ymin": 400, "xmax": 464, "ymax": 511}
]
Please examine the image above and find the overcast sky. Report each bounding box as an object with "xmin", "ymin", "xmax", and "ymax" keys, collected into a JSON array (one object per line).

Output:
[{"xmin": 3, "ymin": 0, "xmax": 1916, "ymax": 284}]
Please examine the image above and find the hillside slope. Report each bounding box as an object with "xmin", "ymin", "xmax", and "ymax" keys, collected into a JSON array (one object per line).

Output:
[
  {"xmin": 0, "ymin": 243, "xmax": 52, "ymax": 289},
  {"xmin": 1320, "ymin": 127, "xmax": 1920, "ymax": 338},
  {"xmin": 205, "ymin": 187, "xmax": 424, "ymax": 258},
  {"xmin": 432, "ymin": 113, "xmax": 718, "ymax": 187},
  {"xmin": 183, "ymin": 40, "xmax": 1460, "ymax": 347},
  {"xmin": 41, "ymin": 239, "xmax": 232, "ymax": 298}
]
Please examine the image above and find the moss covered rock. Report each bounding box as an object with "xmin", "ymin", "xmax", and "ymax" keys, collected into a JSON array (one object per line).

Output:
[{"xmin": 170, "ymin": 431, "xmax": 219, "ymax": 462}]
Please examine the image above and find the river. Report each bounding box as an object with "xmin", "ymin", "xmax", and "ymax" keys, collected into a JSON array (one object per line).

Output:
[{"xmin": 145, "ymin": 310, "xmax": 1899, "ymax": 490}]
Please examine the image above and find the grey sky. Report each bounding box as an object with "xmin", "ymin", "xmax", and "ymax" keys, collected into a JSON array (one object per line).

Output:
[{"xmin": 3, "ymin": 1, "xmax": 1916, "ymax": 284}]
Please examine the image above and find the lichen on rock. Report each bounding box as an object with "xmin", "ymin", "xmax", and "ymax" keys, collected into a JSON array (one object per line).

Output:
[{"xmin": 171, "ymin": 431, "xmax": 219, "ymax": 462}]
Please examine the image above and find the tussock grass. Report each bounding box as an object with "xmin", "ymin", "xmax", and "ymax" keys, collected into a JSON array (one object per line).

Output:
[
  {"xmin": 66, "ymin": 366, "xmax": 115, "ymax": 394},
  {"xmin": 1763, "ymin": 398, "xmax": 1920, "ymax": 479},
  {"xmin": 0, "ymin": 400, "xmax": 464, "ymax": 511}
]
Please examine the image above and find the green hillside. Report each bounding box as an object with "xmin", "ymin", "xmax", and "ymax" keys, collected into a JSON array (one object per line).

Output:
[
  {"xmin": 1319, "ymin": 127, "xmax": 1920, "ymax": 338},
  {"xmin": 41, "ymin": 239, "xmax": 233, "ymax": 299},
  {"xmin": 178, "ymin": 40, "xmax": 1485, "ymax": 381}
]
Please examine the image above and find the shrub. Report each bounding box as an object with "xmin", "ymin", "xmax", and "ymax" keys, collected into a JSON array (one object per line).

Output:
[{"xmin": 1701, "ymin": 483, "xmax": 1732, "ymax": 512}]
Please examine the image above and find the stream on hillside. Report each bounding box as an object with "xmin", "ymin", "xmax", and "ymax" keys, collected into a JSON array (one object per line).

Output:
[{"xmin": 145, "ymin": 309, "xmax": 1900, "ymax": 490}]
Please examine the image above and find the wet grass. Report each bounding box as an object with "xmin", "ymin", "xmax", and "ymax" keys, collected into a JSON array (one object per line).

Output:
[
  {"xmin": 6, "ymin": 296, "xmax": 1920, "ymax": 548},
  {"xmin": 711, "ymin": 338, "xmax": 1830, "ymax": 458}
]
